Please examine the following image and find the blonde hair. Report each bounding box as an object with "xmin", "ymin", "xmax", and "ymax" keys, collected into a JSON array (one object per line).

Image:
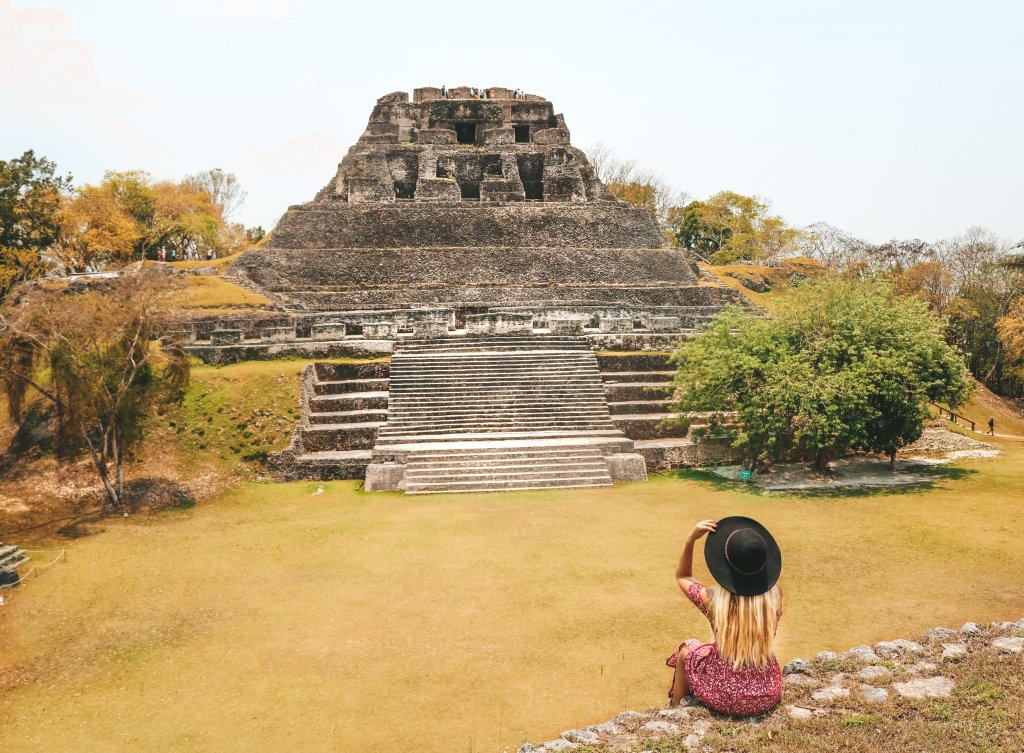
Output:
[{"xmin": 708, "ymin": 585, "xmax": 782, "ymax": 669}]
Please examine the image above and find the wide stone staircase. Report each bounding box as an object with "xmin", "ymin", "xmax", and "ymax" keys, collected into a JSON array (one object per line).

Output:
[{"xmin": 367, "ymin": 335, "xmax": 644, "ymax": 494}]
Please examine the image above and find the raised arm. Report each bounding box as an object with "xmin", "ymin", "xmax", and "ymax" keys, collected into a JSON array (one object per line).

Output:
[{"xmin": 676, "ymin": 519, "xmax": 718, "ymax": 593}]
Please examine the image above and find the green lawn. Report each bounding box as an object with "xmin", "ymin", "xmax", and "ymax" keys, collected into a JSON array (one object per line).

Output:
[{"xmin": 2, "ymin": 442, "xmax": 1023, "ymax": 753}]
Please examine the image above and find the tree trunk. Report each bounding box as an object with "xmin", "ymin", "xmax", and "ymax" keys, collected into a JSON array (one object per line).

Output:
[
  {"xmin": 889, "ymin": 450, "xmax": 896, "ymax": 470},
  {"xmin": 813, "ymin": 448, "xmax": 832, "ymax": 472},
  {"xmin": 84, "ymin": 429, "xmax": 119, "ymax": 510},
  {"xmin": 113, "ymin": 429, "xmax": 124, "ymax": 502}
]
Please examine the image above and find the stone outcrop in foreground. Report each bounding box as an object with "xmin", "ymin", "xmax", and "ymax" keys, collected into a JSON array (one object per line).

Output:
[{"xmin": 523, "ymin": 617, "xmax": 1024, "ymax": 752}]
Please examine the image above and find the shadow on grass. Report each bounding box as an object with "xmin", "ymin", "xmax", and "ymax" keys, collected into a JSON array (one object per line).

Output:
[{"xmin": 657, "ymin": 464, "xmax": 979, "ymax": 499}]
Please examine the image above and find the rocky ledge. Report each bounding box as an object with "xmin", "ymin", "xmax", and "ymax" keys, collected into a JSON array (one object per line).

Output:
[{"xmin": 520, "ymin": 618, "xmax": 1024, "ymax": 753}]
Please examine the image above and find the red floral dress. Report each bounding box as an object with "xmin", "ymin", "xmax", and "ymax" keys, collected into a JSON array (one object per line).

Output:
[{"xmin": 666, "ymin": 581, "xmax": 782, "ymax": 716}]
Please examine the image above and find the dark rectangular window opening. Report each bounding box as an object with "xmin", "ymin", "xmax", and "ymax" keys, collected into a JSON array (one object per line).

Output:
[
  {"xmin": 459, "ymin": 180, "xmax": 480, "ymax": 200},
  {"xmin": 455, "ymin": 123, "xmax": 477, "ymax": 144},
  {"xmin": 394, "ymin": 180, "xmax": 416, "ymax": 199},
  {"xmin": 517, "ymin": 153, "xmax": 544, "ymax": 201},
  {"xmin": 514, "ymin": 125, "xmax": 530, "ymax": 143}
]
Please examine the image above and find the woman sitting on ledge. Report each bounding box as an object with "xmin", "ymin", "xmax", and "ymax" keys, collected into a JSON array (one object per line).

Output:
[{"xmin": 667, "ymin": 516, "xmax": 783, "ymax": 716}]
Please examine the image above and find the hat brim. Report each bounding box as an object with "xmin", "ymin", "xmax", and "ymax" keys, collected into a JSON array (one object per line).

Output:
[{"xmin": 703, "ymin": 516, "xmax": 782, "ymax": 596}]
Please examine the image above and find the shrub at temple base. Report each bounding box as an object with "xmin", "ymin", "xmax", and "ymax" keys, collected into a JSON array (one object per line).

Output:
[{"xmin": 670, "ymin": 278, "xmax": 973, "ymax": 470}]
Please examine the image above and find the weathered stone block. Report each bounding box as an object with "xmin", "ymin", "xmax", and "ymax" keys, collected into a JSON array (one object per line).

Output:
[
  {"xmin": 210, "ymin": 329, "xmax": 243, "ymax": 345},
  {"xmin": 647, "ymin": 316, "xmax": 682, "ymax": 332},
  {"xmin": 543, "ymin": 164, "xmax": 586, "ymax": 202},
  {"xmin": 362, "ymin": 321, "xmax": 397, "ymax": 339},
  {"xmin": 310, "ymin": 323, "xmax": 348, "ymax": 340},
  {"xmin": 533, "ymin": 126, "xmax": 571, "ymax": 145},
  {"xmin": 466, "ymin": 312, "xmax": 533, "ymax": 335},
  {"xmin": 414, "ymin": 177, "xmax": 461, "ymax": 202},
  {"xmin": 417, "ymin": 128, "xmax": 457, "ymax": 145},
  {"xmin": 600, "ymin": 317, "xmax": 633, "ymax": 333},
  {"xmin": 363, "ymin": 463, "xmax": 406, "ymax": 491},
  {"xmin": 480, "ymin": 178, "xmax": 525, "ymax": 202},
  {"xmin": 415, "ymin": 320, "xmax": 449, "ymax": 338},
  {"xmin": 548, "ymin": 317, "xmax": 586, "ymax": 335},
  {"xmin": 605, "ymin": 453, "xmax": 648, "ymax": 482},
  {"xmin": 261, "ymin": 327, "xmax": 296, "ymax": 342},
  {"xmin": 482, "ymin": 126, "xmax": 515, "ymax": 145},
  {"xmin": 348, "ymin": 177, "xmax": 395, "ymax": 203}
]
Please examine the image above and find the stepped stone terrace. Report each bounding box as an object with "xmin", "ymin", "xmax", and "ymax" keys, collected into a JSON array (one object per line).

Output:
[{"xmin": 188, "ymin": 86, "xmax": 744, "ymax": 490}]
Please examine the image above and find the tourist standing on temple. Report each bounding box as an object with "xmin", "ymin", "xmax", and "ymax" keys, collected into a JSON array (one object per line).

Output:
[
  {"xmin": 441, "ymin": 85, "xmax": 447, "ymax": 98},
  {"xmin": 666, "ymin": 517, "xmax": 784, "ymax": 716}
]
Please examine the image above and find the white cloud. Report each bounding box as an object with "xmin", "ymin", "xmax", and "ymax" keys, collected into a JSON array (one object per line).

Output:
[
  {"xmin": 166, "ymin": 0, "xmax": 304, "ymax": 18},
  {"xmin": 0, "ymin": 2, "xmax": 157, "ymax": 162}
]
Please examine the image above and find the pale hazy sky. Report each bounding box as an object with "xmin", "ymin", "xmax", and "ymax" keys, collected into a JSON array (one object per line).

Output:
[{"xmin": 2, "ymin": 0, "xmax": 1022, "ymax": 244}]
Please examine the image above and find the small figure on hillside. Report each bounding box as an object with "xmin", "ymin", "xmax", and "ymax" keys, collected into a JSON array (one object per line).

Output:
[
  {"xmin": 988, "ymin": 416, "xmax": 995, "ymax": 436},
  {"xmin": 441, "ymin": 84, "xmax": 447, "ymax": 99},
  {"xmin": 666, "ymin": 516, "xmax": 783, "ymax": 716}
]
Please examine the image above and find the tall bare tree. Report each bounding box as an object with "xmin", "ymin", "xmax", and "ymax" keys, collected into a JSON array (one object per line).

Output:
[
  {"xmin": 185, "ymin": 168, "xmax": 247, "ymax": 220},
  {"xmin": 0, "ymin": 268, "xmax": 189, "ymax": 509}
]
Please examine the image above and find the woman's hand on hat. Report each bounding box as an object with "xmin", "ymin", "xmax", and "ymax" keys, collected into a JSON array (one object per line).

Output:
[{"xmin": 688, "ymin": 519, "xmax": 718, "ymax": 542}]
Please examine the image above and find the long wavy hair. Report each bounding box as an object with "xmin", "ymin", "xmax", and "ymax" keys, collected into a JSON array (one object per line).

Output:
[{"xmin": 708, "ymin": 585, "xmax": 782, "ymax": 669}]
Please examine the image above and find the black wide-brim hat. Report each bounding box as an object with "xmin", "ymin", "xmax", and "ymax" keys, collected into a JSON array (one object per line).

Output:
[{"xmin": 704, "ymin": 516, "xmax": 782, "ymax": 596}]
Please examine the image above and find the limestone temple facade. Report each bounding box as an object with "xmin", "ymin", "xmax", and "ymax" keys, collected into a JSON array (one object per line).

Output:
[{"xmin": 186, "ymin": 87, "xmax": 743, "ymax": 492}]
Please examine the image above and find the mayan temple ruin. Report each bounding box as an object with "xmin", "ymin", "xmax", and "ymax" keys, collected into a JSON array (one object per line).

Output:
[{"xmin": 194, "ymin": 86, "xmax": 743, "ymax": 492}]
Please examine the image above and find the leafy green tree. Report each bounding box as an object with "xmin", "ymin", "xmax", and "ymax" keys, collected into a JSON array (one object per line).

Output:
[
  {"xmin": 0, "ymin": 269, "xmax": 189, "ymax": 509},
  {"xmin": 0, "ymin": 150, "xmax": 72, "ymax": 296},
  {"xmin": 670, "ymin": 279, "xmax": 972, "ymax": 470}
]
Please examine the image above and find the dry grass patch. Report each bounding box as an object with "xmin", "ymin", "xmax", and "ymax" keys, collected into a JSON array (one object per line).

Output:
[
  {"xmin": 173, "ymin": 276, "xmax": 270, "ymax": 310},
  {"xmin": 1, "ymin": 442, "xmax": 1023, "ymax": 753}
]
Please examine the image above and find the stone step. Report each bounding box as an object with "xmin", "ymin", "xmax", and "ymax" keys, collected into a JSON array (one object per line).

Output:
[
  {"xmin": 285, "ymin": 449, "xmax": 374, "ymax": 480},
  {"xmin": 300, "ymin": 422, "xmax": 383, "ymax": 452},
  {"xmin": 308, "ymin": 409, "xmax": 389, "ymax": 425},
  {"xmin": 600, "ymin": 371, "xmax": 676, "ymax": 383},
  {"xmin": 388, "ymin": 407, "xmax": 610, "ymax": 419},
  {"xmin": 0, "ymin": 545, "xmax": 28, "ymax": 569},
  {"xmin": 388, "ymin": 370, "xmax": 602, "ymax": 381},
  {"xmin": 314, "ymin": 378, "xmax": 390, "ymax": 395},
  {"xmin": 604, "ymin": 383, "xmax": 674, "ymax": 401},
  {"xmin": 310, "ymin": 392, "xmax": 389, "ymax": 412},
  {"xmin": 612, "ymin": 413, "xmax": 690, "ymax": 440},
  {"xmin": 397, "ymin": 337, "xmax": 589, "ymax": 350},
  {"xmin": 382, "ymin": 423, "xmax": 618, "ymax": 436},
  {"xmin": 313, "ymin": 362, "xmax": 390, "ymax": 381},
  {"xmin": 396, "ymin": 347, "xmax": 596, "ymax": 355},
  {"xmin": 388, "ymin": 377, "xmax": 605, "ymax": 387},
  {"xmin": 409, "ymin": 466, "xmax": 611, "ymax": 482},
  {"xmin": 375, "ymin": 428, "xmax": 625, "ymax": 445},
  {"xmin": 389, "ymin": 384, "xmax": 606, "ymax": 394},
  {"xmin": 387, "ymin": 402, "xmax": 609, "ymax": 413},
  {"xmin": 607, "ymin": 400, "xmax": 671, "ymax": 415},
  {"xmin": 405, "ymin": 477, "xmax": 612, "ymax": 495},
  {"xmin": 408, "ymin": 460, "xmax": 608, "ymax": 475},
  {"xmin": 409, "ymin": 446, "xmax": 608, "ymax": 461},
  {"xmin": 394, "ymin": 352, "xmax": 597, "ymax": 361},
  {"xmin": 380, "ymin": 423, "xmax": 618, "ymax": 438},
  {"xmin": 596, "ymin": 353, "xmax": 673, "ymax": 371}
]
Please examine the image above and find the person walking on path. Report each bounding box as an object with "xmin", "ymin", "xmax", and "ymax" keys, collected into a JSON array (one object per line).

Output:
[
  {"xmin": 988, "ymin": 416, "xmax": 995, "ymax": 436},
  {"xmin": 666, "ymin": 516, "xmax": 784, "ymax": 716}
]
